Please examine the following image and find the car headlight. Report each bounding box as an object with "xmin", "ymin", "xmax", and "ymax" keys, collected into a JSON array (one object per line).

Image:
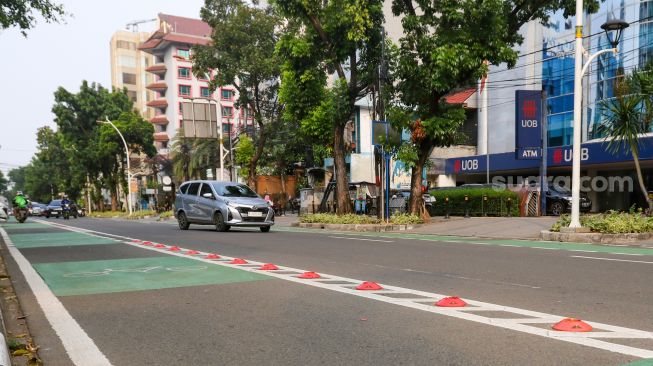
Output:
[
  {"xmin": 562, "ymin": 196, "xmax": 572, "ymax": 201},
  {"xmin": 226, "ymin": 201, "xmax": 239, "ymax": 208}
]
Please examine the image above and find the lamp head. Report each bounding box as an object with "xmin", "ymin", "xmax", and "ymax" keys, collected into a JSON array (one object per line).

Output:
[{"xmin": 601, "ymin": 19, "xmax": 629, "ymax": 48}]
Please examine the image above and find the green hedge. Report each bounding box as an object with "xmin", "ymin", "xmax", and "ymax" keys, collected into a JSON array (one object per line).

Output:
[
  {"xmin": 429, "ymin": 188, "xmax": 520, "ymax": 217},
  {"xmin": 551, "ymin": 211, "xmax": 653, "ymax": 233}
]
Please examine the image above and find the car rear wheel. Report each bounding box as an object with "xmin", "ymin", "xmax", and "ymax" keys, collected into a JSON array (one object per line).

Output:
[
  {"xmin": 213, "ymin": 212, "xmax": 229, "ymax": 232},
  {"xmin": 260, "ymin": 226, "xmax": 271, "ymax": 233},
  {"xmin": 550, "ymin": 201, "xmax": 565, "ymax": 216},
  {"xmin": 178, "ymin": 212, "xmax": 190, "ymax": 230}
]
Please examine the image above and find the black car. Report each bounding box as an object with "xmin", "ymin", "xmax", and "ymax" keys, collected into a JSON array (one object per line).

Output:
[
  {"xmin": 44, "ymin": 200, "xmax": 63, "ymax": 218},
  {"xmin": 545, "ymin": 186, "xmax": 592, "ymax": 216}
]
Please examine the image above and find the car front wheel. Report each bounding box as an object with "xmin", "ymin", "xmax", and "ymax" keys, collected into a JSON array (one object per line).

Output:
[
  {"xmin": 260, "ymin": 226, "xmax": 271, "ymax": 233},
  {"xmin": 213, "ymin": 212, "xmax": 229, "ymax": 232},
  {"xmin": 177, "ymin": 212, "xmax": 190, "ymax": 230},
  {"xmin": 550, "ymin": 201, "xmax": 565, "ymax": 216}
]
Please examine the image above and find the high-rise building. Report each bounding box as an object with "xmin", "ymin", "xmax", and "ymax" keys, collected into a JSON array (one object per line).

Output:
[
  {"xmin": 139, "ymin": 13, "xmax": 247, "ymax": 157},
  {"xmin": 110, "ymin": 30, "xmax": 155, "ymax": 119}
]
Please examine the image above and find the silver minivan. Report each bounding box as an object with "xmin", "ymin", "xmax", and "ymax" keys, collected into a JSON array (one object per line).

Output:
[{"xmin": 174, "ymin": 180, "xmax": 274, "ymax": 232}]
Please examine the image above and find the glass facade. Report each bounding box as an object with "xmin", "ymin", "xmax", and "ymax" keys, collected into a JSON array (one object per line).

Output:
[{"xmin": 541, "ymin": 0, "xmax": 652, "ymax": 146}]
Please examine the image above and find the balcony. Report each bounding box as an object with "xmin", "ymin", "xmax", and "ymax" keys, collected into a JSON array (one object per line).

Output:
[
  {"xmin": 145, "ymin": 64, "xmax": 167, "ymax": 75},
  {"xmin": 146, "ymin": 82, "xmax": 168, "ymax": 92},
  {"xmin": 149, "ymin": 115, "xmax": 169, "ymax": 125},
  {"xmin": 146, "ymin": 99, "xmax": 168, "ymax": 108},
  {"xmin": 153, "ymin": 132, "xmax": 170, "ymax": 142}
]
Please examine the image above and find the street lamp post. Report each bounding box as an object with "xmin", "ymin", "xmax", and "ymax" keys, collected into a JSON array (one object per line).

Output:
[
  {"xmin": 98, "ymin": 117, "xmax": 133, "ymax": 216},
  {"xmin": 569, "ymin": 4, "xmax": 628, "ymax": 228}
]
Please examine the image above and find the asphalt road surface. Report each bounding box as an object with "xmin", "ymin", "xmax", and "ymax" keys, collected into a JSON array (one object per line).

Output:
[{"xmin": 1, "ymin": 217, "xmax": 652, "ymax": 366}]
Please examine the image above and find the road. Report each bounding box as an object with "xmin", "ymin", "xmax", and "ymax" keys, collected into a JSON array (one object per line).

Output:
[{"xmin": 0, "ymin": 217, "xmax": 652, "ymax": 365}]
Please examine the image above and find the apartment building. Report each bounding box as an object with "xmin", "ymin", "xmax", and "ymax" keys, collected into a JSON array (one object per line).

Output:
[
  {"xmin": 110, "ymin": 30, "xmax": 155, "ymax": 119},
  {"xmin": 139, "ymin": 13, "xmax": 250, "ymax": 156}
]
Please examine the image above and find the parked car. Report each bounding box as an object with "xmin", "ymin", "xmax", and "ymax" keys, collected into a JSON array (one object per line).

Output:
[
  {"xmin": 546, "ymin": 186, "xmax": 592, "ymax": 216},
  {"xmin": 0, "ymin": 196, "xmax": 8, "ymax": 221},
  {"xmin": 44, "ymin": 200, "xmax": 63, "ymax": 218},
  {"xmin": 174, "ymin": 180, "xmax": 274, "ymax": 232}
]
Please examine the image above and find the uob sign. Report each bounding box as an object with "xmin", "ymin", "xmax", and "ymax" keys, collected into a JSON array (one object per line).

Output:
[{"xmin": 515, "ymin": 90, "xmax": 542, "ymax": 160}]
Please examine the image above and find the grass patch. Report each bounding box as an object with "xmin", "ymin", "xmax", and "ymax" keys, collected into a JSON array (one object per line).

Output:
[
  {"xmin": 551, "ymin": 211, "xmax": 653, "ymax": 234},
  {"xmin": 158, "ymin": 211, "xmax": 174, "ymax": 220},
  {"xmin": 300, "ymin": 213, "xmax": 381, "ymax": 225},
  {"xmin": 389, "ymin": 213, "xmax": 423, "ymax": 225}
]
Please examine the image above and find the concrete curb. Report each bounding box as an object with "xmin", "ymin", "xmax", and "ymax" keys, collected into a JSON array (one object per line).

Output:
[
  {"xmin": 292, "ymin": 222, "xmax": 421, "ymax": 232},
  {"xmin": 540, "ymin": 230, "xmax": 653, "ymax": 246}
]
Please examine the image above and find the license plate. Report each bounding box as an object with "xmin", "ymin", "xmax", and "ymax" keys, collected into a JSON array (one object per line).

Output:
[{"xmin": 248, "ymin": 211, "xmax": 263, "ymax": 217}]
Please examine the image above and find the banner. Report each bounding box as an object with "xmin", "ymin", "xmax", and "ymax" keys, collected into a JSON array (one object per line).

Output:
[{"xmin": 515, "ymin": 90, "xmax": 542, "ymax": 159}]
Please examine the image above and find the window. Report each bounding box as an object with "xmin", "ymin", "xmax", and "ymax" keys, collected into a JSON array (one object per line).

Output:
[
  {"xmin": 214, "ymin": 184, "xmax": 258, "ymax": 198},
  {"xmin": 199, "ymin": 183, "xmax": 214, "ymax": 199},
  {"xmin": 179, "ymin": 102, "xmax": 183, "ymax": 114},
  {"xmin": 116, "ymin": 40, "xmax": 135, "ymax": 49},
  {"xmin": 221, "ymin": 89, "xmax": 234, "ymax": 100},
  {"xmin": 126, "ymin": 90, "xmax": 137, "ymax": 102},
  {"xmin": 122, "ymin": 73, "xmax": 136, "ymax": 85},
  {"xmin": 222, "ymin": 106, "xmax": 233, "ymax": 117},
  {"xmin": 179, "ymin": 183, "xmax": 189, "ymax": 194},
  {"xmin": 118, "ymin": 55, "xmax": 136, "ymax": 68},
  {"xmin": 186, "ymin": 182, "xmax": 200, "ymax": 196},
  {"xmin": 198, "ymin": 72, "xmax": 211, "ymax": 81},
  {"xmin": 222, "ymin": 123, "xmax": 231, "ymax": 133},
  {"xmin": 200, "ymin": 87, "xmax": 211, "ymax": 98},
  {"xmin": 177, "ymin": 48, "xmax": 190, "ymax": 59},
  {"xmin": 178, "ymin": 67, "xmax": 191, "ymax": 79},
  {"xmin": 179, "ymin": 85, "xmax": 191, "ymax": 97},
  {"xmin": 161, "ymin": 141, "xmax": 168, "ymax": 149},
  {"xmin": 241, "ymin": 107, "xmax": 253, "ymax": 119}
]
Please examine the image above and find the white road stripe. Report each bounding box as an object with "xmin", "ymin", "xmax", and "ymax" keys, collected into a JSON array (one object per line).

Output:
[
  {"xmin": 0, "ymin": 227, "xmax": 112, "ymax": 366},
  {"xmin": 328, "ymin": 236, "xmax": 394, "ymax": 243},
  {"xmin": 570, "ymin": 255, "xmax": 653, "ymax": 265},
  {"xmin": 33, "ymin": 220, "xmax": 653, "ymax": 359}
]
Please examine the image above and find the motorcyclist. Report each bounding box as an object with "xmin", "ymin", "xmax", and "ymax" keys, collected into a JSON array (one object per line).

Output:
[
  {"xmin": 61, "ymin": 194, "xmax": 71, "ymax": 206},
  {"xmin": 61, "ymin": 194, "xmax": 72, "ymax": 219},
  {"xmin": 12, "ymin": 191, "xmax": 29, "ymax": 219}
]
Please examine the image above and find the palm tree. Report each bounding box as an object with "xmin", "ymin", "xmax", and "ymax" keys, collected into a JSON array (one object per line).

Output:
[{"xmin": 598, "ymin": 63, "xmax": 653, "ymax": 212}]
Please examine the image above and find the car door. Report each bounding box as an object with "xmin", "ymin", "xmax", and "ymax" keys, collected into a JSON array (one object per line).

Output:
[
  {"xmin": 196, "ymin": 183, "xmax": 217, "ymax": 223},
  {"xmin": 184, "ymin": 182, "xmax": 202, "ymax": 221}
]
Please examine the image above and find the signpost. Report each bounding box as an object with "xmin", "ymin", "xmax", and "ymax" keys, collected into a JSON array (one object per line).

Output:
[{"xmin": 515, "ymin": 90, "xmax": 543, "ymax": 160}]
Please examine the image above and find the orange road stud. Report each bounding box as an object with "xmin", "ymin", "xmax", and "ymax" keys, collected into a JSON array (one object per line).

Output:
[
  {"xmin": 154, "ymin": 244, "xmax": 166, "ymax": 248},
  {"xmin": 259, "ymin": 263, "xmax": 279, "ymax": 270},
  {"xmin": 356, "ymin": 282, "xmax": 383, "ymax": 291},
  {"xmin": 435, "ymin": 296, "xmax": 467, "ymax": 307},
  {"xmin": 205, "ymin": 253, "xmax": 221, "ymax": 259},
  {"xmin": 229, "ymin": 258, "xmax": 248, "ymax": 264},
  {"xmin": 168, "ymin": 246, "xmax": 181, "ymax": 252},
  {"xmin": 552, "ymin": 318, "xmax": 593, "ymax": 332},
  {"xmin": 298, "ymin": 272, "xmax": 321, "ymax": 279},
  {"xmin": 186, "ymin": 250, "xmax": 200, "ymax": 255}
]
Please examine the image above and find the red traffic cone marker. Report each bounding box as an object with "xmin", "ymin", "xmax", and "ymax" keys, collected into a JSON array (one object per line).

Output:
[
  {"xmin": 259, "ymin": 263, "xmax": 279, "ymax": 270},
  {"xmin": 132, "ymin": 239, "xmax": 141, "ymax": 243},
  {"xmin": 205, "ymin": 253, "xmax": 221, "ymax": 259},
  {"xmin": 229, "ymin": 258, "xmax": 248, "ymax": 264},
  {"xmin": 142, "ymin": 241, "xmax": 153, "ymax": 246},
  {"xmin": 168, "ymin": 246, "xmax": 181, "ymax": 252},
  {"xmin": 356, "ymin": 281, "xmax": 383, "ymax": 291},
  {"xmin": 298, "ymin": 272, "xmax": 321, "ymax": 279},
  {"xmin": 552, "ymin": 318, "xmax": 593, "ymax": 332},
  {"xmin": 435, "ymin": 296, "xmax": 467, "ymax": 307},
  {"xmin": 186, "ymin": 250, "xmax": 200, "ymax": 255},
  {"xmin": 154, "ymin": 244, "xmax": 166, "ymax": 248}
]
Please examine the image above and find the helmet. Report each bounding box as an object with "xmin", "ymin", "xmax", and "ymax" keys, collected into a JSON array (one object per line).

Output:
[{"xmin": 16, "ymin": 191, "xmax": 23, "ymax": 196}]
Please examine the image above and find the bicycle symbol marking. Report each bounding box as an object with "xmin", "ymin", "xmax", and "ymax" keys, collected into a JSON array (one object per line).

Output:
[{"xmin": 63, "ymin": 265, "xmax": 208, "ymax": 278}]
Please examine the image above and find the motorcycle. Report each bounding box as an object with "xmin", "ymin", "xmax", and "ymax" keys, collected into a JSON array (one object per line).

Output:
[
  {"xmin": 14, "ymin": 207, "xmax": 28, "ymax": 223},
  {"xmin": 62, "ymin": 203, "xmax": 71, "ymax": 220}
]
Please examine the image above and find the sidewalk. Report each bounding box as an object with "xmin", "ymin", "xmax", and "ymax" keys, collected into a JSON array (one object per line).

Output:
[{"xmin": 407, "ymin": 216, "xmax": 559, "ymax": 240}]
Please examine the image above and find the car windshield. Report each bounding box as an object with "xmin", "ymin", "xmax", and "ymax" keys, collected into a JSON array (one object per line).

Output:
[
  {"xmin": 49, "ymin": 200, "xmax": 62, "ymax": 206},
  {"xmin": 551, "ymin": 186, "xmax": 571, "ymax": 195},
  {"xmin": 216, "ymin": 184, "xmax": 259, "ymax": 198}
]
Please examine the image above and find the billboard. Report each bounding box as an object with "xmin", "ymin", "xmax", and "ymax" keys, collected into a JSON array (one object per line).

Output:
[
  {"xmin": 181, "ymin": 102, "xmax": 218, "ymax": 138},
  {"xmin": 515, "ymin": 90, "xmax": 542, "ymax": 159}
]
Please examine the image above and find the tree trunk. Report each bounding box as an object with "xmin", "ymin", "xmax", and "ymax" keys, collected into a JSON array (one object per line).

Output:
[
  {"xmin": 408, "ymin": 142, "xmax": 432, "ymax": 217},
  {"xmin": 632, "ymin": 150, "xmax": 653, "ymax": 213},
  {"xmin": 111, "ymin": 187, "xmax": 118, "ymax": 211},
  {"xmin": 333, "ymin": 121, "xmax": 351, "ymax": 214}
]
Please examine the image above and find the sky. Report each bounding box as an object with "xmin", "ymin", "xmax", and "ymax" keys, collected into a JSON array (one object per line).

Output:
[{"xmin": 0, "ymin": 0, "xmax": 204, "ymax": 175}]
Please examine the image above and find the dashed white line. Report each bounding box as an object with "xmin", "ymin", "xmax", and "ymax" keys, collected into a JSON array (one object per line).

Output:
[{"xmin": 570, "ymin": 256, "xmax": 653, "ymax": 265}]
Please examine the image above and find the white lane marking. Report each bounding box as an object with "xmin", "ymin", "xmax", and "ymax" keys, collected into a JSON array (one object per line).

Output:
[
  {"xmin": 328, "ymin": 236, "xmax": 394, "ymax": 243},
  {"xmin": 0, "ymin": 227, "xmax": 113, "ymax": 366},
  {"xmin": 34, "ymin": 220, "xmax": 653, "ymax": 359},
  {"xmin": 533, "ymin": 247, "xmax": 559, "ymax": 250},
  {"xmin": 569, "ymin": 249, "xmax": 599, "ymax": 253},
  {"xmin": 571, "ymin": 256, "xmax": 653, "ymax": 265}
]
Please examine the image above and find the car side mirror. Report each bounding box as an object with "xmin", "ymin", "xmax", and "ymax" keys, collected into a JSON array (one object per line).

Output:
[{"xmin": 202, "ymin": 193, "xmax": 214, "ymax": 199}]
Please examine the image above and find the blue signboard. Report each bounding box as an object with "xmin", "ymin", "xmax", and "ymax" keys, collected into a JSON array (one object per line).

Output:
[
  {"xmin": 445, "ymin": 136, "xmax": 653, "ymax": 175},
  {"xmin": 516, "ymin": 147, "xmax": 542, "ymax": 160},
  {"xmin": 515, "ymin": 90, "xmax": 542, "ymax": 159}
]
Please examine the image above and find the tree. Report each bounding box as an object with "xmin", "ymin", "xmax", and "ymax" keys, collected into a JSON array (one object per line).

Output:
[
  {"xmin": 234, "ymin": 134, "xmax": 255, "ymax": 181},
  {"xmin": 388, "ymin": 0, "xmax": 601, "ymax": 215},
  {"xmin": 598, "ymin": 63, "xmax": 653, "ymax": 212},
  {"xmin": 193, "ymin": 0, "xmax": 284, "ymax": 188},
  {"xmin": 274, "ymin": 0, "xmax": 384, "ymax": 214},
  {"xmin": 1, "ymin": 0, "xmax": 65, "ymax": 35},
  {"xmin": 0, "ymin": 171, "xmax": 8, "ymax": 194}
]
